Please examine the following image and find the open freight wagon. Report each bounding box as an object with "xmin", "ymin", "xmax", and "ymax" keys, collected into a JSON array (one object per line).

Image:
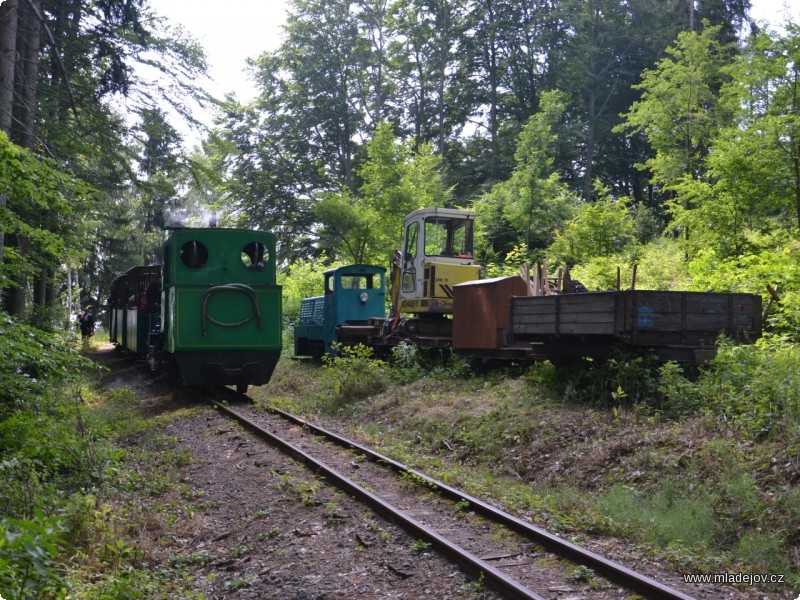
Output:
[
  {"xmin": 509, "ymin": 290, "xmax": 762, "ymax": 362},
  {"xmin": 452, "ymin": 278, "xmax": 762, "ymax": 364}
]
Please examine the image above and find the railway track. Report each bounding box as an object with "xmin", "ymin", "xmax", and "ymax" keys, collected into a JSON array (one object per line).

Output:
[{"xmin": 206, "ymin": 390, "xmax": 698, "ymax": 600}]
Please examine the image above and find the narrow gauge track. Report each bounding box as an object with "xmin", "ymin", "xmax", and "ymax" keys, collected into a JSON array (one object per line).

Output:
[{"xmin": 207, "ymin": 391, "xmax": 696, "ymax": 600}]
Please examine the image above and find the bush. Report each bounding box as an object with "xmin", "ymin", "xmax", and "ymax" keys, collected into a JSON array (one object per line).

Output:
[
  {"xmin": 0, "ymin": 314, "xmax": 94, "ymax": 416},
  {"xmin": 559, "ymin": 353, "xmax": 661, "ymax": 410},
  {"xmin": 0, "ymin": 515, "xmax": 68, "ymax": 599},
  {"xmin": 390, "ymin": 341, "xmax": 425, "ymax": 382},
  {"xmin": 692, "ymin": 338, "xmax": 800, "ymax": 439},
  {"xmin": 322, "ymin": 343, "xmax": 387, "ymax": 405},
  {"xmin": 279, "ymin": 260, "xmax": 332, "ymax": 325},
  {"xmin": 549, "ymin": 196, "xmax": 638, "ymax": 268}
]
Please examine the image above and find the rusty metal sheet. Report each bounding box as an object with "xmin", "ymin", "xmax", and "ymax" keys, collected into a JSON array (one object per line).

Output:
[{"xmin": 453, "ymin": 276, "xmax": 529, "ymax": 349}]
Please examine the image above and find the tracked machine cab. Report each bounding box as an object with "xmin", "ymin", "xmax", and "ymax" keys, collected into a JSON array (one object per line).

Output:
[{"xmin": 392, "ymin": 208, "xmax": 480, "ymax": 316}]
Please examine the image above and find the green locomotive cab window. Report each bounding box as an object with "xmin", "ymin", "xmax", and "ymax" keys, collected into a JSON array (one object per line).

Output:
[
  {"xmin": 180, "ymin": 240, "xmax": 209, "ymax": 269},
  {"xmin": 241, "ymin": 241, "xmax": 269, "ymax": 270}
]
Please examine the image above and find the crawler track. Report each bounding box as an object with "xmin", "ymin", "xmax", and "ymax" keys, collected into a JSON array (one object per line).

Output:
[{"xmin": 208, "ymin": 392, "xmax": 697, "ymax": 600}]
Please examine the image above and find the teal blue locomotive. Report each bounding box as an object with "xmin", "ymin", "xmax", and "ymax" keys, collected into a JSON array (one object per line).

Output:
[
  {"xmin": 294, "ymin": 264, "xmax": 386, "ymax": 358},
  {"xmin": 109, "ymin": 227, "xmax": 282, "ymax": 392}
]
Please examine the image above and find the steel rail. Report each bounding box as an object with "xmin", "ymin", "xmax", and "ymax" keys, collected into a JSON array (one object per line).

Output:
[
  {"xmin": 208, "ymin": 398, "xmax": 545, "ymax": 600},
  {"xmin": 261, "ymin": 403, "xmax": 696, "ymax": 600}
]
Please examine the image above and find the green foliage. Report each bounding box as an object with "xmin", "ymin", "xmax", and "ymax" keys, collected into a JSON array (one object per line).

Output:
[
  {"xmin": 314, "ymin": 122, "xmax": 445, "ymax": 265},
  {"xmin": 410, "ymin": 539, "xmax": 432, "ymax": 555},
  {"xmin": 475, "ymin": 91, "xmax": 579, "ymax": 260},
  {"xmin": 568, "ymin": 565, "xmax": 596, "ymax": 585},
  {"xmin": 560, "ymin": 354, "xmax": 661, "ymax": 410},
  {"xmin": 322, "ymin": 343, "xmax": 387, "ymax": 405},
  {"xmin": 389, "ymin": 343, "xmax": 471, "ymax": 383},
  {"xmin": 765, "ymin": 290, "xmax": 800, "ymax": 338},
  {"xmin": 390, "ymin": 341, "xmax": 426, "ymax": 383},
  {"xmin": 630, "ymin": 238, "xmax": 690, "ymax": 291},
  {"xmin": 0, "ymin": 335, "xmax": 185, "ymax": 597},
  {"xmin": 76, "ymin": 566, "xmax": 202, "ymax": 600},
  {"xmin": 687, "ymin": 237, "xmax": 800, "ymax": 340},
  {"xmin": 717, "ymin": 26, "xmax": 800, "ymax": 231},
  {"xmin": 0, "ymin": 314, "xmax": 95, "ymax": 415},
  {"xmin": 0, "ymin": 132, "xmax": 96, "ymax": 290},
  {"xmin": 482, "ymin": 244, "xmax": 535, "ymax": 279},
  {"xmin": 0, "ymin": 419, "xmax": 161, "ymax": 595},
  {"xmin": 0, "ymin": 515, "xmax": 67, "ymax": 599},
  {"xmin": 314, "ymin": 192, "xmax": 379, "ymax": 265},
  {"xmin": 691, "ymin": 338, "xmax": 800, "ymax": 439},
  {"xmin": 617, "ymin": 25, "xmax": 733, "ymax": 187},
  {"xmin": 0, "ymin": 458, "xmax": 52, "ymax": 520},
  {"xmin": 653, "ymin": 335, "xmax": 800, "ymax": 438},
  {"xmin": 565, "ymin": 237, "xmax": 690, "ymax": 292},
  {"xmin": 668, "ymin": 131, "xmax": 787, "ymax": 258},
  {"xmin": 689, "ymin": 232, "xmax": 800, "ymax": 294},
  {"xmin": 599, "ymin": 481, "xmax": 719, "ymax": 548},
  {"xmin": 565, "ymin": 255, "xmax": 626, "ymax": 291},
  {"xmin": 549, "ymin": 193, "xmax": 638, "ymax": 268},
  {"xmin": 733, "ymin": 532, "xmax": 793, "ymax": 576},
  {"xmin": 657, "ymin": 362, "xmax": 701, "ymax": 416},
  {"xmin": 280, "ymin": 260, "xmax": 331, "ymax": 324}
]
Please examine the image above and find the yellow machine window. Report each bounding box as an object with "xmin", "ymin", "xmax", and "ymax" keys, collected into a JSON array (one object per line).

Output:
[
  {"xmin": 424, "ymin": 218, "xmax": 474, "ymax": 258},
  {"xmin": 404, "ymin": 222, "xmax": 418, "ymax": 261}
]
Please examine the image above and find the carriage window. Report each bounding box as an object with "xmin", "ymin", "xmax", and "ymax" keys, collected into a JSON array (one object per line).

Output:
[
  {"xmin": 180, "ymin": 240, "xmax": 209, "ymax": 269},
  {"xmin": 241, "ymin": 241, "xmax": 269, "ymax": 270}
]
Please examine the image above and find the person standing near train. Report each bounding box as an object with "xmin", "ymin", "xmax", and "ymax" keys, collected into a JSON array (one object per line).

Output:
[{"xmin": 78, "ymin": 306, "xmax": 95, "ymax": 338}]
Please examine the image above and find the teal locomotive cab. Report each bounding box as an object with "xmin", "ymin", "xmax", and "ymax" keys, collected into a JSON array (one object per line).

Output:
[
  {"xmin": 294, "ymin": 264, "xmax": 386, "ymax": 358},
  {"xmin": 160, "ymin": 228, "xmax": 282, "ymax": 390}
]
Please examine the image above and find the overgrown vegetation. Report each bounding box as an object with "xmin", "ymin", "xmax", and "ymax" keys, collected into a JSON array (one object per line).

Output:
[
  {"xmin": 321, "ymin": 343, "xmax": 388, "ymax": 407},
  {"xmin": 0, "ymin": 316, "xmax": 202, "ymax": 598}
]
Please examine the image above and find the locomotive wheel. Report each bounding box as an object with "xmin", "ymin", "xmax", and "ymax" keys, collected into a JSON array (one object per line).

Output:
[{"xmin": 236, "ymin": 383, "xmax": 248, "ymax": 394}]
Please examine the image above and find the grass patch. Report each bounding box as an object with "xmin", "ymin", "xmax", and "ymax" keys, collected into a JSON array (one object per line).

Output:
[{"xmin": 598, "ymin": 482, "xmax": 719, "ymax": 548}]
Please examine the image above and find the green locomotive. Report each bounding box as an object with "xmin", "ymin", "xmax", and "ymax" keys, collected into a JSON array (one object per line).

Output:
[{"xmin": 109, "ymin": 227, "xmax": 282, "ymax": 392}]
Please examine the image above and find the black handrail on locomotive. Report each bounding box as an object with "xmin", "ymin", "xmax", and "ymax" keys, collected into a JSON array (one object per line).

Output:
[{"xmin": 201, "ymin": 284, "xmax": 263, "ymax": 337}]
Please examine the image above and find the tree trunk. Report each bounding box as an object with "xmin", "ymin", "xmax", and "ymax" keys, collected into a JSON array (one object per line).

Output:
[
  {"xmin": 6, "ymin": 0, "xmax": 41, "ymax": 315},
  {"xmin": 585, "ymin": 86, "xmax": 596, "ymax": 201},
  {"xmin": 33, "ymin": 269, "xmax": 47, "ymax": 307},
  {"xmin": 436, "ymin": 5, "xmax": 448, "ymax": 178},
  {"xmin": 0, "ymin": 0, "xmax": 17, "ymax": 135},
  {"xmin": 0, "ymin": 0, "xmax": 18, "ymax": 289},
  {"xmin": 12, "ymin": 0, "xmax": 40, "ymax": 149},
  {"xmin": 3, "ymin": 233, "xmax": 27, "ymax": 314},
  {"xmin": 484, "ymin": 0, "xmax": 499, "ymax": 180}
]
